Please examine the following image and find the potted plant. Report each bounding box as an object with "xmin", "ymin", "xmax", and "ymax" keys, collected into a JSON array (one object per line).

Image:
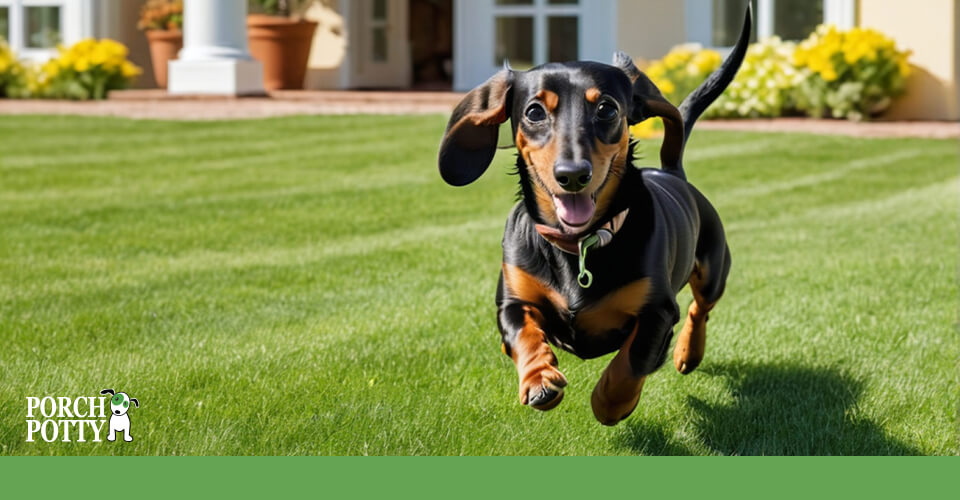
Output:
[
  {"xmin": 138, "ymin": 0, "xmax": 183, "ymax": 89},
  {"xmin": 247, "ymin": 0, "xmax": 318, "ymax": 90}
]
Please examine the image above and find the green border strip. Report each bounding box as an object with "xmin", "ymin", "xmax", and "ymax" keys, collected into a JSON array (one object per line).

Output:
[{"xmin": 2, "ymin": 457, "xmax": 957, "ymax": 497}]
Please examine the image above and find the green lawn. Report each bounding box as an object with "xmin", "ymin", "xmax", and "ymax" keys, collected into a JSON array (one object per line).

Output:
[{"xmin": 0, "ymin": 114, "xmax": 956, "ymax": 455}]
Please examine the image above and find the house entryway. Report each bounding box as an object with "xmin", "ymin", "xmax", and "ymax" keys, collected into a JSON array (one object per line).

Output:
[{"xmin": 409, "ymin": 0, "xmax": 452, "ymax": 90}]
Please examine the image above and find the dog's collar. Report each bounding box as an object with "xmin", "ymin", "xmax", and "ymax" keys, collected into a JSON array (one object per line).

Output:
[{"xmin": 535, "ymin": 208, "xmax": 630, "ymax": 288}]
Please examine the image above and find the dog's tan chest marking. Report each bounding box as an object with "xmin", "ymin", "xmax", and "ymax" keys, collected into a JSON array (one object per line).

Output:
[
  {"xmin": 574, "ymin": 278, "xmax": 651, "ymax": 335},
  {"xmin": 502, "ymin": 263, "xmax": 568, "ymax": 311}
]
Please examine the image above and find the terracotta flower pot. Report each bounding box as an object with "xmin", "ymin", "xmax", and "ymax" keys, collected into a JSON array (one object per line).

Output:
[
  {"xmin": 145, "ymin": 29, "xmax": 182, "ymax": 89},
  {"xmin": 247, "ymin": 14, "xmax": 318, "ymax": 91}
]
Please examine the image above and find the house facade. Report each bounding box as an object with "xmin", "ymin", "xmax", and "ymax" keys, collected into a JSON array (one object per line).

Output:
[{"xmin": 1, "ymin": 0, "xmax": 956, "ymax": 119}]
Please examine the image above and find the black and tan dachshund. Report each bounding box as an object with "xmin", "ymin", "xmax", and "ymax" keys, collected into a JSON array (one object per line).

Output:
[{"xmin": 438, "ymin": 9, "xmax": 751, "ymax": 425}]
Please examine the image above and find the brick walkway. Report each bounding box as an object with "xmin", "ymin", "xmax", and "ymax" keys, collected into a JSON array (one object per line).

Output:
[{"xmin": 1, "ymin": 89, "xmax": 957, "ymax": 139}]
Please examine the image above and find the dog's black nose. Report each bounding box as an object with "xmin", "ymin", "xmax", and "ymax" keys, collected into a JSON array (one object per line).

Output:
[{"xmin": 554, "ymin": 160, "xmax": 592, "ymax": 192}]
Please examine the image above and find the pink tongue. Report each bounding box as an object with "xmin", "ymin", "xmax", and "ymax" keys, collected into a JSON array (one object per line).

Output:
[{"xmin": 554, "ymin": 194, "xmax": 595, "ymax": 227}]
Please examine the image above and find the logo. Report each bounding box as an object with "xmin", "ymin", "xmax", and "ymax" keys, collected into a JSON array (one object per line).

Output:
[{"xmin": 25, "ymin": 388, "xmax": 140, "ymax": 443}]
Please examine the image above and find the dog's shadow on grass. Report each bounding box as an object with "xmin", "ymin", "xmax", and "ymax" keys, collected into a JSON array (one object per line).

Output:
[{"xmin": 616, "ymin": 362, "xmax": 920, "ymax": 455}]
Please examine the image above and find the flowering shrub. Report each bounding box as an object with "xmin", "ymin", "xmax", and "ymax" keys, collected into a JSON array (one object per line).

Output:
[
  {"xmin": 630, "ymin": 44, "xmax": 721, "ymax": 139},
  {"xmin": 707, "ymin": 37, "xmax": 803, "ymax": 118},
  {"xmin": 3, "ymin": 64, "xmax": 45, "ymax": 98},
  {"xmin": 0, "ymin": 39, "xmax": 27, "ymax": 97},
  {"xmin": 645, "ymin": 44, "xmax": 723, "ymax": 105},
  {"xmin": 138, "ymin": 0, "xmax": 183, "ymax": 31},
  {"xmin": 793, "ymin": 25, "xmax": 911, "ymax": 120},
  {"xmin": 629, "ymin": 25, "xmax": 912, "ymax": 131},
  {"xmin": 39, "ymin": 39, "xmax": 141, "ymax": 100}
]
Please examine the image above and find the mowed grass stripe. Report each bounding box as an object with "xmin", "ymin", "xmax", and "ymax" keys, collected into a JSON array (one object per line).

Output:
[
  {"xmin": 0, "ymin": 216, "xmax": 505, "ymax": 301},
  {"xmin": 0, "ymin": 115, "xmax": 956, "ymax": 455}
]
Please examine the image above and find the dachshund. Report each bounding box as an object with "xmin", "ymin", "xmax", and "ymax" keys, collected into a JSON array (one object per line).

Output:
[{"xmin": 438, "ymin": 9, "xmax": 751, "ymax": 425}]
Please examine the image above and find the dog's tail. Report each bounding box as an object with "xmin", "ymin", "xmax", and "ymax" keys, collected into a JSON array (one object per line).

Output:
[{"xmin": 678, "ymin": 5, "xmax": 752, "ymax": 150}]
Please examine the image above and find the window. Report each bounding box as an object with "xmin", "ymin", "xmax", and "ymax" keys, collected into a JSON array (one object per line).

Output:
[
  {"xmin": 772, "ymin": 0, "xmax": 823, "ymax": 41},
  {"xmin": 711, "ymin": 0, "xmax": 757, "ymax": 46},
  {"xmin": 24, "ymin": 5, "xmax": 59, "ymax": 48},
  {"xmin": 492, "ymin": 0, "xmax": 580, "ymax": 68},
  {"xmin": 547, "ymin": 16, "xmax": 577, "ymax": 63},
  {"xmin": 495, "ymin": 16, "xmax": 534, "ymax": 69},
  {"xmin": 369, "ymin": 0, "xmax": 387, "ymax": 62},
  {"xmin": 686, "ymin": 0, "xmax": 853, "ymax": 49},
  {"xmin": 0, "ymin": 1, "xmax": 83, "ymax": 61}
]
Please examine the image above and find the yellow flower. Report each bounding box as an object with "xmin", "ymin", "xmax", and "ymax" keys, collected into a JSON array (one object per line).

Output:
[
  {"xmin": 629, "ymin": 117, "xmax": 663, "ymax": 139},
  {"xmin": 74, "ymin": 57, "xmax": 91, "ymax": 72},
  {"xmin": 655, "ymin": 78, "xmax": 675, "ymax": 95},
  {"xmin": 91, "ymin": 44, "xmax": 111, "ymax": 67},
  {"xmin": 645, "ymin": 62, "xmax": 666, "ymax": 80},
  {"xmin": 662, "ymin": 51, "xmax": 686, "ymax": 69},
  {"xmin": 897, "ymin": 57, "xmax": 912, "ymax": 78},
  {"xmin": 120, "ymin": 61, "xmax": 142, "ymax": 78},
  {"xmin": 43, "ymin": 60, "xmax": 59, "ymax": 77},
  {"xmin": 690, "ymin": 49, "xmax": 722, "ymax": 75},
  {"xmin": 821, "ymin": 66, "xmax": 838, "ymax": 82},
  {"xmin": 102, "ymin": 39, "xmax": 129, "ymax": 59}
]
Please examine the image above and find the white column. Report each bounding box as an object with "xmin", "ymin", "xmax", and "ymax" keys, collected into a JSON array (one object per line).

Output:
[{"xmin": 168, "ymin": 0, "xmax": 264, "ymax": 95}]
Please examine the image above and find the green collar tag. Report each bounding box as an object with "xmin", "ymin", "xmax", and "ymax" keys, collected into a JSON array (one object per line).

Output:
[{"xmin": 577, "ymin": 233, "xmax": 601, "ymax": 288}]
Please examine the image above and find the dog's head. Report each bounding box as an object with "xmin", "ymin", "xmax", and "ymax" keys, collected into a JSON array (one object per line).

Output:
[
  {"xmin": 438, "ymin": 54, "xmax": 681, "ymax": 234},
  {"xmin": 101, "ymin": 389, "xmax": 138, "ymax": 416}
]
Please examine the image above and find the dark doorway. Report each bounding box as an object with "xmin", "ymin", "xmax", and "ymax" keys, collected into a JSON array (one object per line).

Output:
[{"xmin": 409, "ymin": 0, "xmax": 453, "ymax": 90}]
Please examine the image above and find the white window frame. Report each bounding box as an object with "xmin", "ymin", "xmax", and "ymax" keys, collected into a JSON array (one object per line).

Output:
[
  {"xmin": 684, "ymin": 0, "xmax": 854, "ymax": 50},
  {"xmin": 0, "ymin": 0, "xmax": 94, "ymax": 62},
  {"xmin": 490, "ymin": 0, "xmax": 584, "ymax": 68},
  {"xmin": 453, "ymin": 0, "xmax": 616, "ymax": 91}
]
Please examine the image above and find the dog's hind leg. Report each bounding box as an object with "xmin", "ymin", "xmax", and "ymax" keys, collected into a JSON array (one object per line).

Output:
[
  {"xmin": 591, "ymin": 322, "xmax": 646, "ymax": 426},
  {"xmin": 674, "ymin": 193, "xmax": 731, "ymax": 374},
  {"xmin": 592, "ymin": 296, "xmax": 679, "ymax": 426},
  {"xmin": 673, "ymin": 262, "xmax": 718, "ymax": 374}
]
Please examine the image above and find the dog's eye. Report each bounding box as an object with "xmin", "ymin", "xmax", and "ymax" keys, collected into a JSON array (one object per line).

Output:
[
  {"xmin": 596, "ymin": 102, "xmax": 618, "ymax": 121},
  {"xmin": 525, "ymin": 103, "xmax": 547, "ymax": 122}
]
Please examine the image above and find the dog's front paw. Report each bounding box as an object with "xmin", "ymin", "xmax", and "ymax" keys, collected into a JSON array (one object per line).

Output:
[{"xmin": 519, "ymin": 363, "xmax": 567, "ymax": 411}]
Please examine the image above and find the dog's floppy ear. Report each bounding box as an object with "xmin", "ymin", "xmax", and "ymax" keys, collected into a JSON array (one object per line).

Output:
[
  {"xmin": 438, "ymin": 70, "xmax": 513, "ymax": 186},
  {"xmin": 130, "ymin": 398, "xmax": 139, "ymax": 408},
  {"xmin": 100, "ymin": 389, "xmax": 115, "ymax": 396},
  {"xmin": 613, "ymin": 52, "xmax": 684, "ymax": 170}
]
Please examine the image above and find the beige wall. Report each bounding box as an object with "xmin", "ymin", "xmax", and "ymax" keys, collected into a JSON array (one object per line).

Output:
[
  {"xmin": 859, "ymin": 0, "xmax": 960, "ymax": 120},
  {"xmin": 303, "ymin": 1, "xmax": 347, "ymax": 89},
  {"xmin": 616, "ymin": 0, "xmax": 687, "ymax": 63}
]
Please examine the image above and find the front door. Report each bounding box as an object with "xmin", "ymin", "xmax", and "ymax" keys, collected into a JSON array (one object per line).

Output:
[{"xmin": 349, "ymin": 0, "xmax": 411, "ymax": 88}]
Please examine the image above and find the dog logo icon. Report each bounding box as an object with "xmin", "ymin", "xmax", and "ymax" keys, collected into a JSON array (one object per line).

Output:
[{"xmin": 99, "ymin": 389, "xmax": 139, "ymax": 442}]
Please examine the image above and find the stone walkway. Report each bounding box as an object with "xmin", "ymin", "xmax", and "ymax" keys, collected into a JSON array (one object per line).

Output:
[{"xmin": 0, "ymin": 89, "xmax": 957, "ymax": 139}]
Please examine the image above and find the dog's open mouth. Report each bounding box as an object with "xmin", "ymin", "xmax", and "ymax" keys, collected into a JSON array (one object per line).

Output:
[{"xmin": 553, "ymin": 193, "xmax": 596, "ymax": 232}]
